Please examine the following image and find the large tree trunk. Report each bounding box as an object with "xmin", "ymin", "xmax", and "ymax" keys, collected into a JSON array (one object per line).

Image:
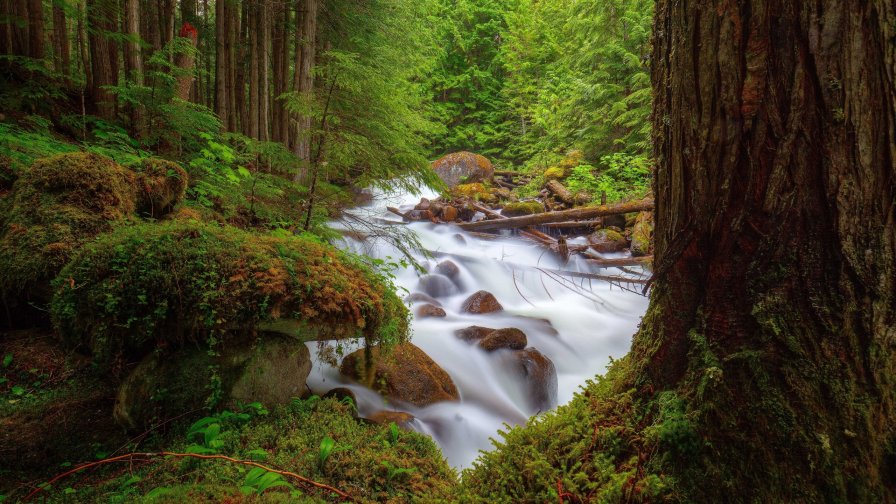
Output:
[
  {"xmin": 214, "ymin": 0, "xmax": 229, "ymax": 128},
  {"xmin": 51, "ymin": 2, "xmax": 69, "ymax": 76},
  {"xmin": 246, "ymin": 0, "xmax": 259, "ymax": 139},
  {"xmin": 26, "ymin": 0, "xmax": 43, "ymax": 59},
  {"xmin": 292, "ymin": 0, "xmax": 316, "ymax": 182},
  {"xmin": 636, "ymin": 0, "xmax": 895, "ymax": 500},
  {"xmin": 86, "ymin": 0, "xmax": 117, "ymax": 118},
  {"xmin": 122, "ymin": 0, "xmax": 141, "ymax": 83}
]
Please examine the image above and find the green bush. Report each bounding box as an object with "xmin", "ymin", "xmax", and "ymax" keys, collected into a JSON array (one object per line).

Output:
[
  {"xmin": 51, "ymin": 221, "xmax": 409, "ymax": 367},
  {"xmin": 566, "ymin": 153, "xmax": 651, "ymax": 203}
]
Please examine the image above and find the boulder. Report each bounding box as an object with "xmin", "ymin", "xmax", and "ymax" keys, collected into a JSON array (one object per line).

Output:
[
  {"xmin": 631, "ymin": 211, "xmax": 654, "ymax": 257},
  {"xmin": 588, "ymin": 228, "xmax": 629, "ymax": 253},
  {"xmin": 340, "ymin": 343, "xmax": 459, "ymax": 407},
  {"xmin": 415, "ymin": 198, "xmax": 431, "ymax": 211},
  {"xmin": 440, "ymin": 205, "xmax": 459, "ymax": 222},
  {"xmin": 501, "ymin": 201, "xmax": 544, "ymax": 217},
  {"xmin": 478, "ymin": 328, "xmax": 527, "ymax": 352},
  {"xmin": 434, "ymin": 260, "xmax": 460, "ymax": 280},
  {"xmin": 417, "ymin": 274, "xmax": 459, "ymax": 298},
  {"xmin": 416, "ymin": 303, "xmax": 447, "ymax": 318},
  {"xmin": 454, "ymin": 325, "xmax": 497, "ymax": 343},
  {"xmin": 365, "ymin": 411, "xmax": 416, "ymax": 430},
  {"xmin": 405, "ymin": 292, "xmax": 442, "ymax": 306},
  {"xmin": 461, "ymin": 290, "xmax": 503, "ymax": 314},
  {"xmin": 432, "ymin": 152, "xmax": 494, "ymax": 188},
  {"xmin": 406, "ymin": 209, "xmax": 434, "ymax": 221},
  {"xmin": 506, "ymin": 347, "xmax": 558, "ymax": 413},
  {"xmin": 134, "ymin": 158, "xmax": 188, "ymax": 218},
  {"xmin": 114, "ymin": 334, "xmax": 311, "ymax": 430}
]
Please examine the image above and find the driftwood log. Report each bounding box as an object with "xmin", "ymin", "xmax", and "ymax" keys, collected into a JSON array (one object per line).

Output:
[
  {"xmin": 457, "ymin": 198, "xmax": 654, "ymax": 232},
  {"xmin": 545, "ymin": 180, "xmax": 589, "ymax": 205}
]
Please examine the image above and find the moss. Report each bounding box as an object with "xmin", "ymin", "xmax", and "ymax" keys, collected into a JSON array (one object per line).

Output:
[
  {"xmin": 0, "ymin": 152, "xmax": 139, "ymax": 305},
  {"xmin": 457, "ymin": 357, "xmax": 677, "ymax": 502},
  {"xmin": 543, "ymin": 166, "xmax": 567, "ymax": 181},
  {"xmin": 501, "ymin": 201, "xmax": 544, "ymax": 217},
  {"xmin": 133, "ymin": 158, "xmax": 189, "ymax": 218},
  {"xmin": 450, "ymin": 182, "xmax": 498, "ymax": 204},
  {"xmin": 27, "ymin": 398, "xmax": 457, "ymax": 503},
  {"xmin": 51, "ymin": 221, "xmax": 409, "ymax": 369}
]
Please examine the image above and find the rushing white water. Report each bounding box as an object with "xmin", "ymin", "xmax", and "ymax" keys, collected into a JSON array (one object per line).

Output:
[{"xmin": 305, "ymin": 186, "xmax": 649, "ymax": 469}]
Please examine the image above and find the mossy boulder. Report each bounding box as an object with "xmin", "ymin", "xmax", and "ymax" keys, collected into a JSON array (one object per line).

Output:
[
  {"xmin": 451, "ymin": 182, "xmax": 498, "ymax": 204},
  {"xmin": 432, "ymin": 151, "xmax": 494, "ymax": 188},
  {"xmin": 340, "ymin": 343, "xmax": 459, "ymax": 407},
  {"xmin": 0, "ymin": 152, "xmax": 139, "ymax": 308},
  {"xmin": 113, "ymin": 334, "xmax": 312, "ymax": 430},
  {"xmin": 479, "ymin": 328, "xmax": 528, "ymax": 352},
  {"xmin": 542, "ymin": 150, "xmax": 586, "ymax": 181},
  {"xmin": 502, "ymin": 200, "xmax": 545, "ymax": 217},
  {"xmin": 51, "ymin": 221, "xmax": 409, "ymax": 369},
  {"xmin": 631, "ymin": 211, "xmax": 654, "ymax": 257},
  {"xmin": 588, "ymin": 228, "xmax": 629, "ymax": 253},
  {"xmin": 133, "ymin": 158, "xmax": 189, "ymax": 218}
]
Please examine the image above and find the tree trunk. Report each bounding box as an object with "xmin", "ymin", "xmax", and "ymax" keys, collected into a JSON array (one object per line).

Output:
[
  {"xmin": 51, "ymin": 2, "xmax": 69, "ymax": 76},
  {"xmin": 214, "ymin": 0, "xmax": 229, "ymax": 128},
  {"xmin": 26, "ymin": 0, "xmax": 43, "ymax": 59},
  {"xmin": 86, "ymin": 0, "xmax": 117, "ymax": 118},
  {"xmin": 636, "ymin": 0, "xmax": 896, "ymax": 500},
  {"xmin": 174, "ymin": 22, "xmax": 197, "ymax": 101},
  {"xmin": 122, "ymin": 0, "xmax": 141, "ymax": 83},
  {"xmin": 259, "ymin": 0, "xmax": 271, "ymax": 142},
  {"xmin": 246, "ymin": 0, "xmax": 259, "ymax": 139},
  {"xmin": 292, "ymin": 0, "xmax": 316, "ymax": 182},
  {"xmin": 456, "ymin": 198, "xmax": 654, "ymax": 231},
  {"xmin": 271, "ymin": 0, "xmax": 288, "ymax": 145},
  {"xmin": 236, "ymin": 0, "xmax": 248, "ymax": 135}
]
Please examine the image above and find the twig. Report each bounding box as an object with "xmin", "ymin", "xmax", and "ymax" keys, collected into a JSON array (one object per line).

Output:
[{"xmin": 24, "ymin": 452, "xmax": 354, "ymax": 502}]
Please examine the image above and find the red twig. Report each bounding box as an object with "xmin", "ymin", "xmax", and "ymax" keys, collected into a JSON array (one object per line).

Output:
[{"xmin": 24, "ymin": 451, "xmax": 354, "ymax": 502}]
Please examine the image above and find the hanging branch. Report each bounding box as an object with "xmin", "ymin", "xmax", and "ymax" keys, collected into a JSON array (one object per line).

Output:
[{"xmin": 23, "ymin": 451, "xmax": 354, "ymax": 502}]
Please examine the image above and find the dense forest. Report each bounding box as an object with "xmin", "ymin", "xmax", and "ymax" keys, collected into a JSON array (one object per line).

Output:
[{"xmin": 1, "ymin": 0, "xmax": 893, "ymax": 502}]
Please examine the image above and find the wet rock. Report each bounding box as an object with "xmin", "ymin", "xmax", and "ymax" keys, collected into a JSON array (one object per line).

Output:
[
  {"xmin": 453, "ymin": 234, "xmax": 467, "ymax": 245},
  {"xmin": 432, "ymin": 151, "xmax": 495, "ymax": 188},
  {"xmin": 440, "ymin": 205, "xmax": 459, "ymax": 222},
  {"xmin": 461, "ymin": 290, "xmax": 503, "ymax": 314},
  {"xmin": 365, "ymin": 411, "xmax": 416, "ymax": 430},
  {"xmin": 114, "ymin": 334, "xmax": 311, "ymax": 430},
  {"xmin": 454, "ymin": 325, "xmax": 498, "ymax": 343},
  {"xmin": 458, "ymin": 204, "xmax": 478, "ymax": 221},
  {"xmin": 502, "ymin": 201, "xmax": 544, "ymax": 217},
  {"xmin": 416, "ymin": 303, "xmax": 447, "ymax": 318},
  {"xmin": 406, "ymin": 209, "xmax": 433, "ymax": 221},
  {"xmin": 478, "ymin": 328, "xmax": 527, "ymax": 352},
  {"xmin": 435, "ymin": 260, "xmax": 460, "ymax": 280},
  {"xmin": 418, "ymin": 274, "xmax": 459, "ymax": 298},
  {"xmin": 507, "ymin": 347, "xmax": 557, "ymax": 413},
  {"xmin": 416, "ymin": 198, "xmax": 431, "ymax": 211},
  {"xmin": 340, "ymin": 343, "xmax": 459, "ymax": 407},
  {"xmin": 631, "ymin": 211, "xmax": 653, "ymax": 257},
  {"xmin": 404, "ymin": 292, "xmax": 442, "ymax": 306},
  {"xmin": 588, "ymin": 228, "xmax": 629, "ymax": 253}
]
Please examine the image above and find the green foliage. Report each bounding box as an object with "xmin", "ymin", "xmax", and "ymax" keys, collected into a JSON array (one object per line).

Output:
[
  {"xmin": 0, "ymin": 122, "xmax": 79, "ymax": 173},
  {"xmin": 0, "ymin": 56, "xmax": 77, "ymax": 114},
  {"xmin": 30, "ymin": 398, "xmax": 457, "ymax": 503},
  {"xmin": 51, "ymin": 220, "xmax": 410, "ymax": 368},
  {"xmin": 565, "ymin": 153, "xmax": 651, "ymax": 203}
]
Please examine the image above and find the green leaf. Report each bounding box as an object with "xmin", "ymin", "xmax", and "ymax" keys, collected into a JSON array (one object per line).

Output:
[
  {"xmin": 2, "ymin": 354, "xmax": 12, "ymax": 368},
  {"xmin": 11, "ymin": 386, "xmax": 25, "ymax": 396}
]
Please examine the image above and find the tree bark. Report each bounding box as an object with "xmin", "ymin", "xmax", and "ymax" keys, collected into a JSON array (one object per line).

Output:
[
  {"xmin": 122, "ymin": 0, "xmax": 141, "ymax": 83},
  {"xmin": 246, "ymin": 0, "xmax": 259, "ymax": 138},
  {"xmin": 214, "ymin": 0, "xmax": 229, "ymax": 128},
  {"xmin": 51, "ymin": 2, "xmax": 69, "ymax": 75},
  {"xmin": 292, "ymin": 0, "xmax": 317, "ymax": 182},
  {"xmin": 259, "ymin": 0, "xmax": 270, "ymax": 142},
  {"xmin": 26, "ymin": 0, "xmax": 43, "ymax": 59},
  {"xmin": 86, "ymin": 0, "xmax": 117, "ymax": 118},
  {"xmin": 636, "ymin": 0, "xmax": 896, "ymax": 500},
  {"xmin": 174, "ymin": 22, "xmax": 197, "ymax": 101}
]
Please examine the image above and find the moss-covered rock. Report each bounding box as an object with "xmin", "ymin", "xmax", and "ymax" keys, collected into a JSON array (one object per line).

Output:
[
  {"xmin": 451, "ymin": 182, "xmax": 498, "ymax": 203},
  {"xmin": 432, "ymin": 151, "xmax": 494, "ymax": 188},
  {"xmin": 113, "ymin": 333, "xmax": 312, "ymax": 430},
  {"xmin": 501, "ymin": 200, "xmax": 544, "ymax": 217},
  {"xmin": 133, "ymin": 158, "xmax": 189, "ymax": 218},
  {"xmin": 340, "ymin": 343, "xmax": 459, "ymax": 407},
  {"xmin": 631, "ymin": 211, "xmax": 654, "ymax": 257},
  {"xmin": 51, "ymin": 221, "xmax": 409, "ymax": 368},
  {"xmin": 588, "ymin": 228, "xmax": 629, "ymax": 253},
  {"xmin": 0, "ymin": 152, "xmax": 139, "ymax": 308}
]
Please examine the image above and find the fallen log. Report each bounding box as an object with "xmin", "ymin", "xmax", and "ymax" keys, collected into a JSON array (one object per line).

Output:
[
  {"xmin": 545, "ymin": 180, "xmax": 589, "ymax": 205},
  {"xmin": 586, "ymin": 255, "xmax": 653, "ymax": 268},
  {"xmin": 457, "ymin": 198, "xmax": 654, "ymax": 232},
  {"xmin": 494, "ymin": 170, "xmax": 523, "ymax": 177},
  {"xmin": 542, "ymin": 220, "xmax": 602, "ymax": 229},
  {"xmin": 469, "ymin": 202, "xmax": 559, "ymax": 250}
]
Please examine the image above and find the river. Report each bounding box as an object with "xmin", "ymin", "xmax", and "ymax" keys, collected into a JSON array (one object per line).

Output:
[{"xmin": 305, "ymin": 186, "xmax": 650, "ymax": 469}]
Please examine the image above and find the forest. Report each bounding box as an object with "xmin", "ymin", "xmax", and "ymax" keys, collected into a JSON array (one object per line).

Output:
[{"xmin": 0, "ymin": 0, "xmax": 893, "ymax": 502}]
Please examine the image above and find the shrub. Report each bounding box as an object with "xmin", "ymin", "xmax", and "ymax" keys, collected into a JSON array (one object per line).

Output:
[{"xmin": 51, "ymin": 221, "xmax": 409, "ymax": 367}]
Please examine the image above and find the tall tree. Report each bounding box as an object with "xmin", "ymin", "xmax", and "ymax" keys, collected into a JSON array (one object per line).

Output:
[
  {"xmin": 214, "ymin": 0, "xmax": 229, "ymax": 127},
  {"xmin": 292, "ymin": 0, "xmax": 316, "ymax": 181},
  {"xmin": 86, "ymin": 0, "xmax": 118, "ymax": 118},
  {"xmin": 26, "ymin": 0, "xmax": 43, "ymax": 59},
  {"xmin": 51, "ymin": 0, "xmax": 69, "ymax": 75},
  {"xmin": 631, "ymin": 0, "xmax": 895, "ymax": 499}
]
